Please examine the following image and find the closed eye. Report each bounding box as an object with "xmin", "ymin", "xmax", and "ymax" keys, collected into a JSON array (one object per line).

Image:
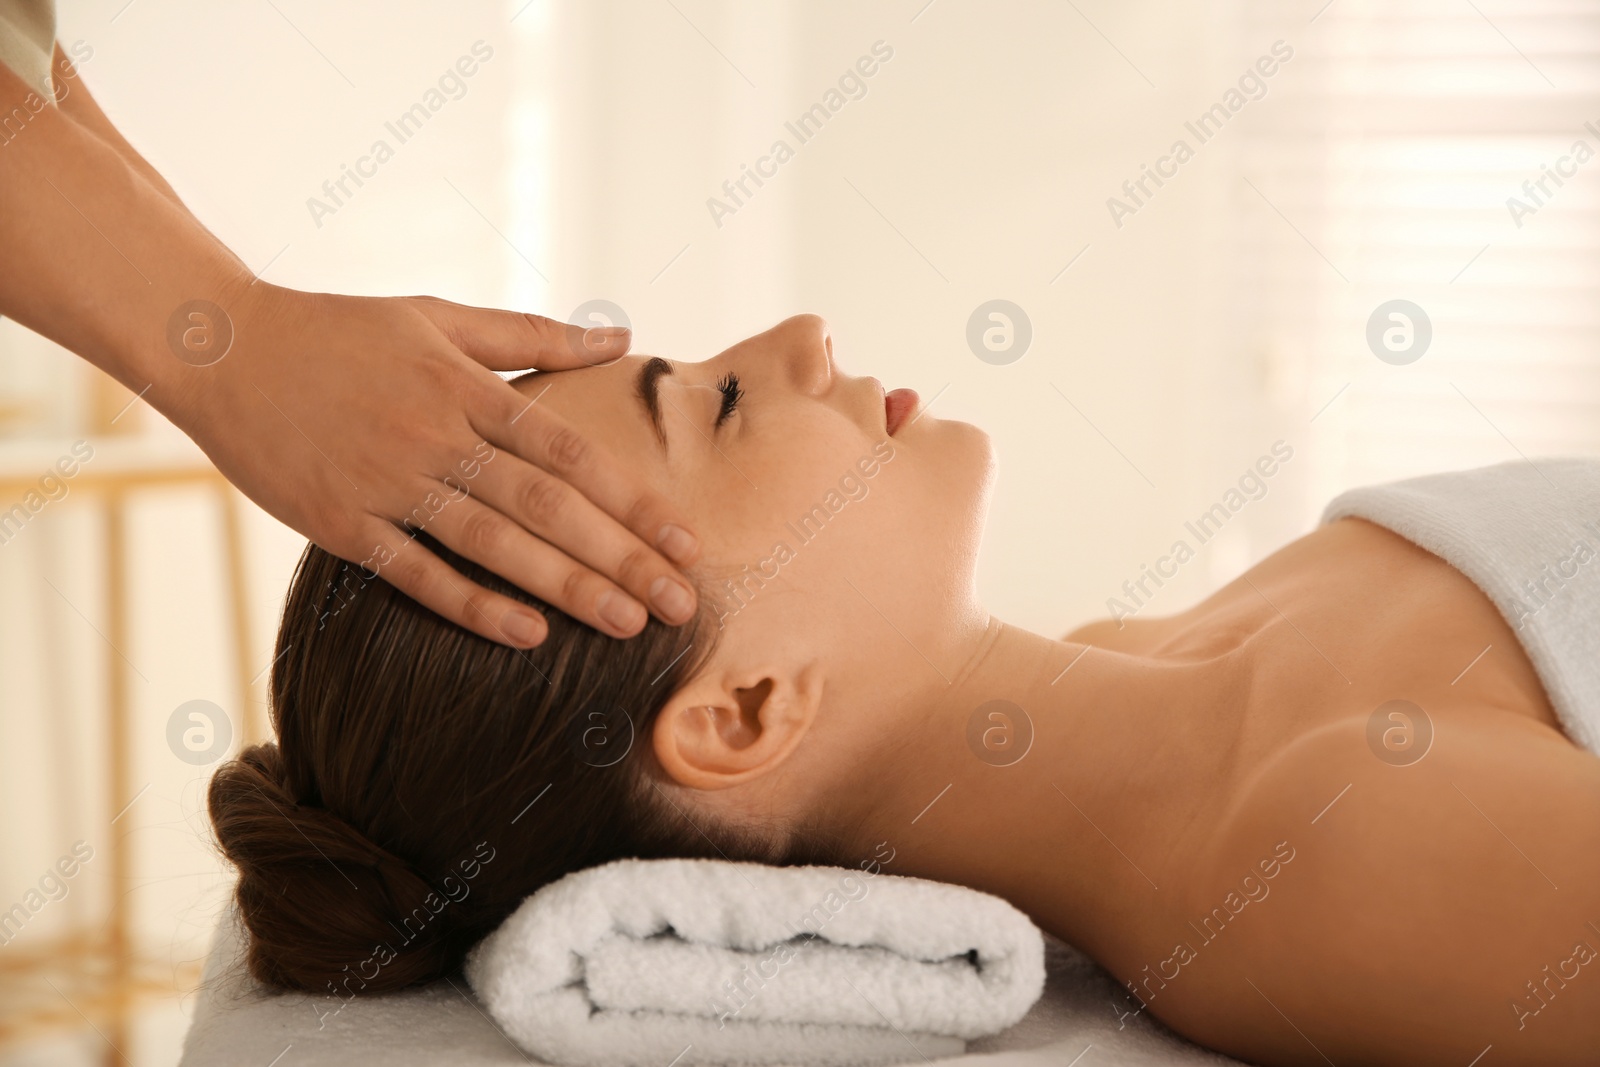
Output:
[{"xmin": 715, "ymin": 373, "xmax": 743, "ymax": 428}]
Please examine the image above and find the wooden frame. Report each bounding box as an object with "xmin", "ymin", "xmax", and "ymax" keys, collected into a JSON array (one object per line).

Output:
[{"xmin": 0, "ymin": 453, "xmax": 256, "ymax": 1065}]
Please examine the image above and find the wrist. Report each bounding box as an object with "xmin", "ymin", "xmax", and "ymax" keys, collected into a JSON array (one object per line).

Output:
[
  {"xmin": 149, "ymin": 277, "xmax": 303, "ymax": 443},
  {"xmin": 67, "ymin": 145, "xmax": 256, "ymax": 393},
  {"xmin": 61, "ymin": 148, "xmax": 262, "ymax": 432}
]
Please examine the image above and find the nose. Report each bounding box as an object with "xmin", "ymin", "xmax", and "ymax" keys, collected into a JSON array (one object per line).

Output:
[{"xmin": 768, "ymin": 314, "xmax": 834, "ymax": 396}]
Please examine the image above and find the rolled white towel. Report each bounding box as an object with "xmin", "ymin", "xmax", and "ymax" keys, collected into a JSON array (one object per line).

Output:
[{"xmin": 464, "ymin": 857, "xmax": 1046, "ymax": 1067}]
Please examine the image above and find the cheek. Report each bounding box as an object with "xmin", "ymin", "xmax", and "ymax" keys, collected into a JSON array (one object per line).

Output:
[
  {"xmin": 697, "ymin": 410, "xmax": 876, "ymax": 552},
  {"xmin": 686, "ymin": 397, "xmax": 997, "ymax": 655},
  {"xmin": 710, "ymin": 418, "xmax": 992, "ymax": 628}
]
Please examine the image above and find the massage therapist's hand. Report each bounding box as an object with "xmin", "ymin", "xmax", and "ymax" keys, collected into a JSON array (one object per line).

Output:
[
  {"xmin": 0, "ymin": 51, "xmax": 698, "ymax": 647},
  {"xmin": 172, "ymin": 285, "xmax": 703, "ymax": 646}
]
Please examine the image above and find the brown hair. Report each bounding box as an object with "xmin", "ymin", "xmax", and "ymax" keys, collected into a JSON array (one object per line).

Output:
[{"xmin": 208, "ymin": 535, "xmax": 810, "ymax": 996}]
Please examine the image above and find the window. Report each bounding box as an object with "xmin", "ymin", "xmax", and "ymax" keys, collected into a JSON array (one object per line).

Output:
[{"xmin": 1233, "ymin": 0, "xmax": 1600, "ymax": 516}]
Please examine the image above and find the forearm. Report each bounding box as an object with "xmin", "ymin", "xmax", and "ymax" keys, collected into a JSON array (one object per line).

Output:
[
  {"xmin": 47, "ymin": 39, "xmax": 242, "ymax": 270},
  {"xmin": 0, "ymin": 59, "xmax": 254, "ymax": 426}
]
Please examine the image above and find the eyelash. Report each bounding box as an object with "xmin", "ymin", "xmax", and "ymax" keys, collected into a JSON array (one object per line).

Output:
[{"xmin": 715, "ymin": 373, "xmax": 743, "ymax": 427}]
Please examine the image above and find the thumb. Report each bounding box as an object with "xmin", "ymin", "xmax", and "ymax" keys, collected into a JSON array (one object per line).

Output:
[{"xmin": 408, "ymin": 296, "xmax": 633, "ymax": 370}]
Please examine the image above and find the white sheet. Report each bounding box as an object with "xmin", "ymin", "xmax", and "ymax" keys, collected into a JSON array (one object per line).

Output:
[{"xmin": 177, "ymin": 904, "xmax": 1250, "ymax": 1067}]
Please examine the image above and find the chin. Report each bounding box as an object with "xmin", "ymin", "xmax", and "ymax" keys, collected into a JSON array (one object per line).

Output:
[
  {"xmin": 939, "ymin": 415, "xmax": 998, "ymax": 496},
  {"xmin": 912, "ymin": 414, "xmax": 996, "ymax": 543},
  {"xmin": 893, "ymin": 417, "xmax": 994, "ymax": 636},
  {"xmin": 963, "ymin": 421, "xmax": 999, "ymax": 538}
]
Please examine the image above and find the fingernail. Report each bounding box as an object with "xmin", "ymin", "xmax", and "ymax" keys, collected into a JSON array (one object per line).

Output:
[
  {"xmin": 655, "ymin": 523, "xmax": 699, "ymax": 564},
  {"xmin": 598, "ymin": 589, "xmax": 647, "ymax": 634},
  {"xmin": 583, "ymin": 326, "xmax": 631, "ymax": 352},
  {"xmin": 649, "ymin": 576, "xmax": 696, "ymax": 624},
  {"xmin": 504, "ymin": 611, "xmax": 546, "ymax": 647}
]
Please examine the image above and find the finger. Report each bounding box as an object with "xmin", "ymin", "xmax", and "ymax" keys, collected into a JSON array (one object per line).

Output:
[
  {"xmin": 365, "ymin": 523, "xmax": 551, "ymax": 648},
  {"xmin": 480, "ymin": 397, "xmax": 703, "ymax": 570},
  {"xmin": 471, "ymin": 453, "xmax": 699, "ymax": 627},
  {"xmin": 426, "ymin": 496, "xmax": 670, "ymax": 639},
  {"xmin": 409, "ymin": 296, "xmax": 632, "ymax": 371}
]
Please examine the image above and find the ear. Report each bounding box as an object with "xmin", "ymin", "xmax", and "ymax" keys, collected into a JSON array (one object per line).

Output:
[{"xmin": 652, "ymin": 664, "xmax": 822, "ymax": 791}]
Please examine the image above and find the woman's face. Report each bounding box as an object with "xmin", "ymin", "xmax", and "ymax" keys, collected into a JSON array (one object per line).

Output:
[{"xmin": 517, "ymin": 315, "xmax": 996, "ymax": 683}]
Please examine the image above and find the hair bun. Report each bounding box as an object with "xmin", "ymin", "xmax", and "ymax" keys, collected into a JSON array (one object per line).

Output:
[{"xmin": 209, "ymin": 743, "xmax": 464, "ymax": 993}]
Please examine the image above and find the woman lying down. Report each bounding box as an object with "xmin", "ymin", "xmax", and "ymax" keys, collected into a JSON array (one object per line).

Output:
[{"xmin": 209, "ymin": 314, "xmax": 1600, "ymax": 1066}]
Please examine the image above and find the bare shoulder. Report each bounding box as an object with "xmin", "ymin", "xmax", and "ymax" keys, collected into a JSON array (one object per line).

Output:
[{"xmin": 1151, "ymin": 708, "xmax": 1600, "ymax": 1066}]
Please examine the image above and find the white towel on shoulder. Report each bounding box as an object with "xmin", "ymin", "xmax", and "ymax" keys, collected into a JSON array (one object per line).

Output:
[
  {"xmin": 1320, "ymin": 455, "xmax": 1600, "ymax": 754},
  {"xmin": 463, "ymin": 857, "xmax": 1046, "ymax": 1067}
]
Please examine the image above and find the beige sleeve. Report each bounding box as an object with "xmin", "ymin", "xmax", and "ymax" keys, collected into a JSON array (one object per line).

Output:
[{"xmin": 0, "ymin": 0, "xmax": 54, "ymax": 99}]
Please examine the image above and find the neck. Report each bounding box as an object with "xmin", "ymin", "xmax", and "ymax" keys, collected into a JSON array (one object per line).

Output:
[{"xmin": 829, "ymin": 617, "xmax": 1236, "ymax": 955}]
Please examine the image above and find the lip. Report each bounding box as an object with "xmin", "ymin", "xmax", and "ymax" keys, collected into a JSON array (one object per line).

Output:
[{"xmin": 884, "ymin": 387, "xmax": 920, "ymax": 436}]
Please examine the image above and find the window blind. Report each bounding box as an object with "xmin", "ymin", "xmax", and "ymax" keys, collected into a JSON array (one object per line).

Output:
[{"xmin": 1234, "ymin": 0, "xmax": 1600, "ymax": 509}]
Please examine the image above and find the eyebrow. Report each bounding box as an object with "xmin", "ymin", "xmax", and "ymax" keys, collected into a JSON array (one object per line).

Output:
[{"xmin": 636, "ymin": 356, "xmax": 672, "ymax": 449}]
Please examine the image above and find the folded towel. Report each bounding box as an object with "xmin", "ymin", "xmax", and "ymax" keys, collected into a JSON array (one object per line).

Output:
[
  {"xmin": 463, "ymin": 857, "xmax": 1046, "ymax": 1067},
  {"xmin": 1320, "ymin": 455, "xmax": 1600, "ymax": 754}
]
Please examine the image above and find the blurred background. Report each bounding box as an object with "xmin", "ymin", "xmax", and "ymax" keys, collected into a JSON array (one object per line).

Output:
[{"xmin": 0, "ymin": 0, "xmax": 1596, "ymax": 1062}]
